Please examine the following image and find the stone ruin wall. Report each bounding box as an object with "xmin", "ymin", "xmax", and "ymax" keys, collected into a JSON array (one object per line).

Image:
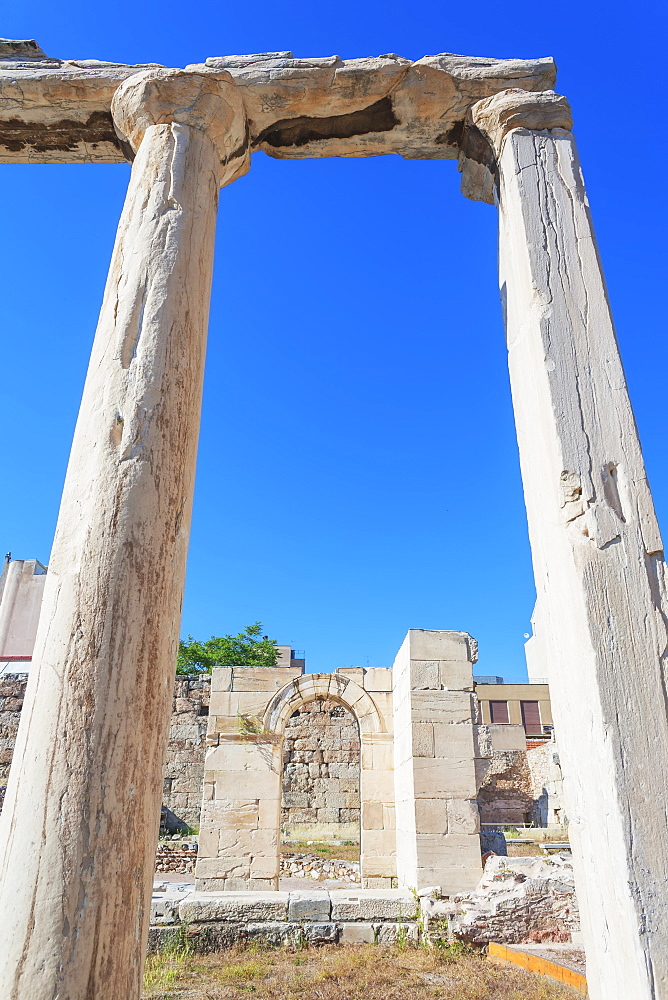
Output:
[
  {"xmin": 477, "ymin": 739, "xmax": 563, "ymax": 828},
  {"xmin": 2, "ymin": 673, "xmax": 558, "ymax": 834},
  {"xmin": 281, "ymin": 697, "xmax": 360, "ymax": 842},
  {"xmin": 162, "ymin": 677, "xmax": 210, "ymax": 828},
  {"xmin": 0, "ymin": 673, "xmax": 24, "ymax": 812},
  {"xmin": 0, "ymin": 674, "xmax": 210, "ymax": 828}
]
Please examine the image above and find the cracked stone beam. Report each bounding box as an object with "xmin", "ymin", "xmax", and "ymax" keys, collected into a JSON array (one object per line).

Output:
[
  {"xmin": 460, "ymin": 89, "xmax": 668, "ymax": 1000},
  {"xmin": 0, "ymin": 37, "xmax": 555, "ymax": 163},
  {"xmin": 0, "ymin": 68, "xmax": 249, "ymax": 1000}
]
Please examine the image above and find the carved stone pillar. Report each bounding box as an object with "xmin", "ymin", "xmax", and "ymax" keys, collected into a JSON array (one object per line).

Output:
[
  {"xmin": 0, "ymin": 70, "xmax": 248, "ymax": 1000},
  {"xmin": 461, "ymin": 90, "xmax": 668, "ymax": 1000}
]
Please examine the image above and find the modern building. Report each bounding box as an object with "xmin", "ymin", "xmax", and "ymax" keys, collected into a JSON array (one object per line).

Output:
[
  {"xmin": 474, "ymin": 678, "xmax": 553, "ymax": 736},
  {"xmin": 0, "ymin": 555, "xmax": 47, "ymax": 674}
]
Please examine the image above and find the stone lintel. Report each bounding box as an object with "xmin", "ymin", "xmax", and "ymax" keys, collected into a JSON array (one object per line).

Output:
[{"xmin": 0, "ymin": 42, "xmax": 555, "ymax": 164}]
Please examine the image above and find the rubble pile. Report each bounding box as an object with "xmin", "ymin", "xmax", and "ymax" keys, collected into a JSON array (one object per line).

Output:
[
  {"xmin": 155, "ymin": 840, "xmax": 198, "ymax": 874},
  {"xmin": 446, "ymin": 854, "xmax": 580, "ymax": 944},
  {"xmin": 280, "ymin": 851, "xmax": 361, "ymax": 883}
]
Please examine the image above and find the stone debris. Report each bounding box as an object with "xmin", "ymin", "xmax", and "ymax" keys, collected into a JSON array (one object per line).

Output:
[
  {"xmin": 446, "ymin": 854, "xmax": 579, "ymax": 945},
  {"xmin": 279, "ymin": 851, "xmax": 361, "ymax": 884},
  {"xmin": 155, "ymin": 840, "xmax": 199, "ymax": 874}
]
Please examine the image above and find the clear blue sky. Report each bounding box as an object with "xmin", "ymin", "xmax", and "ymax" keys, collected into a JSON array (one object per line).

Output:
[{"xmin": 2, "ymin": 1, "xmax": 666, "ymax": 680}]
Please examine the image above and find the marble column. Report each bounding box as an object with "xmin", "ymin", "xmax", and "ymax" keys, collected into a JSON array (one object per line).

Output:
[
  {"xmin": 460, "ymin": 89, "xmax": 668, "ymax": 1000},
  {"xmin": 0, "ymin": 70, "xmax": 249, "ymax": 1000}
]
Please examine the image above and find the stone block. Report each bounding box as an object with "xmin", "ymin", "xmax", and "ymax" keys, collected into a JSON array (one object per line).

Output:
[
  {"xmin": 241, "ymin": 922, "xmax": 303, "ymax": 945},
  {"xmin": 359, "ymin": 770, "xmax": 394, "ymax": 802},
  {"xmin": 180, "ymin": 891, "xmax": 289, "ymax": 923},
  {"xmin": 338, "ymin": 922, "xmax": 376, "ymax": 943},
  {"xmin": 258, "ymin": 798, "xmax": 280, "ymax": 828},
  {"xmin": 231, "ymin": 666, "xmax": 302, "ymax": 692},
  {"xmin": 317, "ymin": 808, "xmax": 340, "ymax": 823},
  {"xmin": 412, "ymin": 758, "xmax": 477, "ymax": 799},
  {"xmin": 360, "ymin": 855, "xmax": 397, "ymax": 878},
  {"xmin": 289, "ymin": 808, "xmax": 318, "ymax": 824},
  {"xmin": 321, "ymin": 793, "xmax": 348, "ymax": 809},
  {"xmin": 249, "ymin": 828, "xmax": 278, "ymax": 852},
  {"xmin": 288, "ymin": 890, "xmax": 331, "ymax": 922},
  {"xmin": 304, "ymin": 923, "xmax": 339, "ymax": 943},
  {"xmin": 487, "ymin": 723, "xmax": 527, "ymax": 752},
  {"xmin": 408, "ymin": 691, "xmax": 474, "ymax": 724},
  {"xmin": 210, "ymin": 667, "xmax": 233, "ymax": 693},
  {"xmin": 208, "ymin": 692, "xmax": 240, "ymax": 717},
  {"xmin": 410, "ymin": 660, "xmax": 440, "ymax": 690},
  {"xmin": 250, "ymin": 854, "xmax": 279, "ymax": 879},
  {"xmin": 375, "ymin": 922, "xmax": 419, "ymax": 944},
  {"xmin": 415, "ymin": 798, "xmax": 448, "ymax": 835},
  {"xmin": 408, "ymin": 630, "xmax": 473, "ymax": 662},
  {"xmin": 438, "ymin": 659, "xmax": 474, "ymax": 690},
  {"xmin": 363, "ymin": 668, "xmax": 392, "ymax": 692},
  {"xmin": 432, "ymin": 722, "xmax": 476, "ymax": 760},
  {"xmin": 446, "ymin": 799, "xmax": 480, "ymax": 834},
  {"xmin": 412, "ymin": 722, "xmax": 434, "ymax": 757},
  {"xmin": 206, "ymin": 742, "xmax": 274, "ymax": 772},
  {"xmin": 196, "ymin": 828, "xmax": 219, "ymax": 856},
  {"xmin": 201, "ymin": 799, "xmax": 259, "ymax": 831},
  {"xmin": 361, "ymin": 829, "xmax": 396, "ymax": 856},
  {"xmin": 194, "ymin": 858, "xmax": 250, "ymax": 880},
  {"xmin": 330, "ymin": 890, "xmax": 414, "ymax": 921},
  {"xmin": 336, "ymin": 668, "xmax": 365, "ymax": 683},
  {"xmin": 216, "ymin": 768, "xmax": 280, "ymax": 800},
  {"xmin": 362, "ymin": 801, "xmax": 383, "ymax": 831}
]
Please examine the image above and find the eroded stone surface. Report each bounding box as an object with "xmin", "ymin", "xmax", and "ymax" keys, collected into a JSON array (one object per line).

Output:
[
  {"xmin": 0, "ymin": 41, "xmax": 555, "ymax": 163},
  {"xmin": 447, "ymin": 855, "xmax": 579, "ymax": 945},
  {"xmin": 0, "ymin": 93, "xmax": 235, "ymax": 1000}
]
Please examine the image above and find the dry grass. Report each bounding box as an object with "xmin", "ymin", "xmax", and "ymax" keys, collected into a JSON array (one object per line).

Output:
[
  {"xmin": 281, "ymin": 842, "xmax": 360, "ymax": 862},
  {"xmin": 506, "ymin": 843, "xmax": 544, "ymax": 857},
  {"xmin": 142, "ymin": 943, "xmax": 581, "ymax": 1000}
]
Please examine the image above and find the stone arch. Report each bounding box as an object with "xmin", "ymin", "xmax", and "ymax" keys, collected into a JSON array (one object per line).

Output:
[
  {"xmin": 264, "ymin": 673, "xmax": 394, "ymax": 888},
  {"xmin": 264, "ymin": 672, "xmax": 383, "ymax": 737}
]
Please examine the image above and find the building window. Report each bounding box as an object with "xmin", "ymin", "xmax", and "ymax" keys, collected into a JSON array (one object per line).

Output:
[
  {"xmin": 521, "ymin": 700, "xmax": 542, "ymax": 734},
  {"xmin": 490, "ymin": 700, "xmax": 509, "ymax": 724}
]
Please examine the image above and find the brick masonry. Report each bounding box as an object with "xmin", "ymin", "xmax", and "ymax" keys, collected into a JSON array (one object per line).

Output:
[{"xmin": 281, "ymin": 697, "xmax": 360, "ymax": 839}]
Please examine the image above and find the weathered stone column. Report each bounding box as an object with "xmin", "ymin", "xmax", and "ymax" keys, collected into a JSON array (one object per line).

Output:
[
  {"xmin": 0, "ymin": 69, "xmax": 248, "ymax": 1000},
  {"xmin": 460, "ymin": 90, "xmax": 668, "ymax": 1000}
]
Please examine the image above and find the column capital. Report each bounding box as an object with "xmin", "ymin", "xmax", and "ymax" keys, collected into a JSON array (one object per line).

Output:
[
  {"xmin": 111, "ymin": 68, "xmax": 249, "ymax": 185},
  {"xmin": 458, "ymin": 88, "xmax": 572, "ymax": 204}
]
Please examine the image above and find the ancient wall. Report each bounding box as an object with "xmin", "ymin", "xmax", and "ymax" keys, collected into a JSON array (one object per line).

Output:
[
  {"xmin": 163, "ymin": 677, "xmax": 210, "ymax": 828},
  {"xmin": 0, "ymin": 673, "xmax": 210, "ymax": 828},
  {"xmin": 476, "ymin": 737, "xmax": 563, "ymax": 827},
  {"xmin": 0, "ymin": 673, "xmax": 24, "ymax": 811},
  {"xmin": 281, "ymin": 697, "xmax": 360, "ymax": 842},
  {"xmin": 477, "ymin": 748, "xmax": 534, "ymax": 825}
]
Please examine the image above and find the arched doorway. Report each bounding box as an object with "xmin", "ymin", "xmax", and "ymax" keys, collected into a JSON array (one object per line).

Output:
[{"xmin": 281, "ymin": 697, "xmax": 361, "ymax": 885}]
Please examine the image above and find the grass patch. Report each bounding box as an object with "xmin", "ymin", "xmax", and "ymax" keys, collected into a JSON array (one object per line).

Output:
[
  {"xmin": 141, "ymin": 943, "xmax": 581, "ymax": 999},
  {"xmin": 281, "ymin": 841, "xmax": 360, "ymax": 862},
  {"xmin": 506, "ymin": 842, "xmax": 544, "ymax": 857}
]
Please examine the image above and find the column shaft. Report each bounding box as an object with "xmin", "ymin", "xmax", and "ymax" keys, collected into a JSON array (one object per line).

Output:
[
  {"xmin": 0, "ymin": 120, "xmax": 221, "ymax": 999},
  {"xmin": 498, "ymin": 126, "xmax": 668, "ymax": 999}
]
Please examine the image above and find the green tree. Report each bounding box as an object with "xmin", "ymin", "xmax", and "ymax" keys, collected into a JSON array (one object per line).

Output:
[{"xmin": 176, "ymin": 622, "xmax": 279, "ymax": 675}]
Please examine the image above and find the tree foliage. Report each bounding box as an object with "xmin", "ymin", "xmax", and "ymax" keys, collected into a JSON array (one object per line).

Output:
[{"xmin": 176, "ymin": 622, "xmax": 279, "ymax": 675}]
